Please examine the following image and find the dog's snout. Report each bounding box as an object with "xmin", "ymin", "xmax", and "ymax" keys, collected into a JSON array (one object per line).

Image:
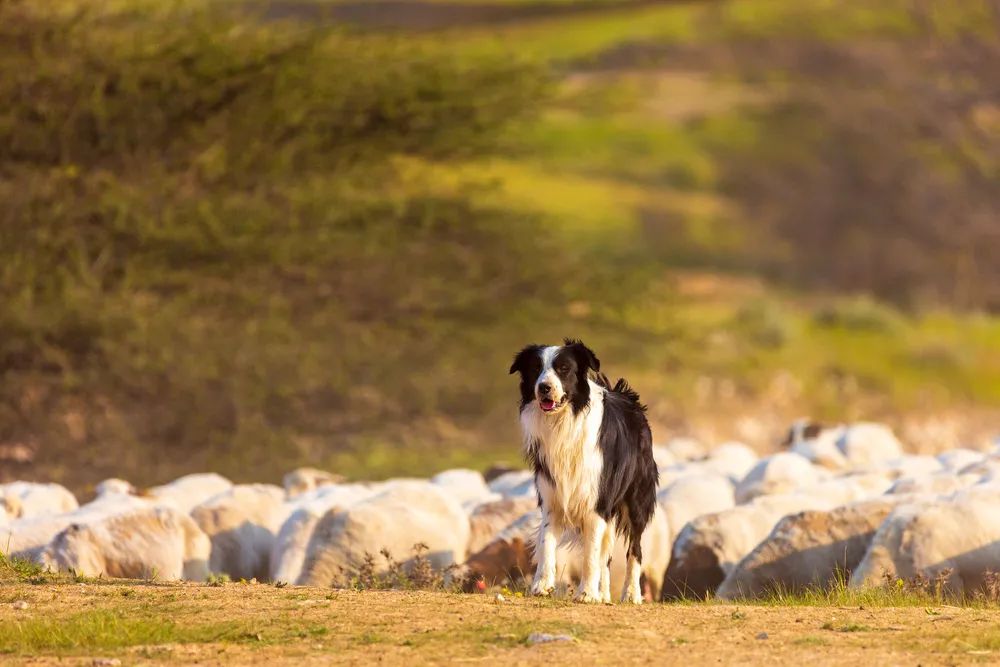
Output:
[{"xmin": 537, "ymin": 382, "xmax": 552, "ymax": 396}]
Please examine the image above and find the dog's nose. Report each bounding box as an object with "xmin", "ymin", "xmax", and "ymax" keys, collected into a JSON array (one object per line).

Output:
[{"xmin": 538, "ymin": 383, "xmax": 552, "ymax": 396}]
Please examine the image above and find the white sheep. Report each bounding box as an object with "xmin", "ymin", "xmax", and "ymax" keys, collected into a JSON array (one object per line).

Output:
[
  {"xmin": 282, "ymin": 467, "xmax": 343, "ymax": 499},
  {"xmin": 664, "ymin": 437, "xmax": 707, "ymax": 463},
  {"xmin": 297, "ymin": 482, "xmax": 469, "ymax": 588},
  {"xmin": 467, "ymin": 497, "xmax": 537, "ymax": 555},
  {"xmin": 457, "ymin": 505, "xmax": 670, "ymax": 601},
  {"xmin": 785, "ymin": 420, "xmax": 905, "ymax": 470},
  {"xmin": 662, "ymin": 492, "xmax": 834, "ymax": 599},
  {"xmin": 191, "ymin": 484, "xmax": 286, "ymax": 581},
  {"xmin": 716, "ymin": 498, "xmax": 899, "ymax": 599},
  {"xmin": 887, "ymin": 471, "xmax": 979, "ymax": 496},
  {"xmin": 0, "ymin": 482, "xmax": 77, "ymax": 518},
  {"xmin": 40, "ymin": 505, "xmax": 210, "ymax": 581},
  {"xmin": 269, "ymin": 483, "xmax": 381, "ymax": 584},
  {"xmin": 735, "ymin": 452, "xmax": 825, "ymax": 503},
  {"xmin": 876, "ymin": 455, "xmax": 944, "ymax": 479},
  {"xmin": 431, "ymin": 468, "xmax": 493, "ymax": 509},
  {"xmin": 95, "ymin": 478, "xmax": 137, "ymax": 498},
  {"xmin": 486, "ymin": 470, "xmax": 535, "ymax": 499},
  {"xmin": 804, "ymin": 472, "xmax": 894, "ymax": 507},
  {"xmin": 657, "ymin": 473, "xmax": 735, "ymax": 547},
  {"xmin": 145, "ymin": 473, "xmax": 233, "ymax": 513},
  {"xmin": 936, "ymin": 448, "xmax": 985, "ymax": 472},
  {"xmin": 850, "ymin": 484, "xmax": 1000, "ymax": 595},
  {"xmin": 650, "ymin": 444, "xmax": 677, "ymax": 471},
  {"xmin": 699, "ymin": 442, "xmax": 759, "ymax": 483}
]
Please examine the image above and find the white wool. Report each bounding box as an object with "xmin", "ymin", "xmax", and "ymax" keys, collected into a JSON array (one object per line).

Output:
[
  {"xmin": 735, "ymin": 453, "xmax": 823, "ymax": 504},
  {"xmin": 664, "ymin": 437, "xmax": 707, "ymax": 463},
  {"xmin": 875, "ymin": 455, "xmax": 944, "ymax": 479},
  {"xmin": 487, "ymin": 470, "xmax": 535, "ymax": 499},
  {"xmin": 191, "ymin": 484, "xmax": 286, "ymax": 581},
  {"xmin": 297, "ymin": 482, "xmax": 469, "ymax": 587},
  {"xmin": 2, "ymin": 493, "xmax": 155, "ymax": 561},
  {"xmin": 888, "ymin": 471, "xmax": 979, "ymax": 496},
  {"xmin": 700, "ymin": 442, "xmax": 759, "ymax": 482},
  {"xmin": 657, "ymin": 473, "xmax": 735, "ymax": 546},
  {"xmin": 666, "ymin": 492, "xmax": 835, "ymax": 598},
  {"xmin": 851, "ymin": 484, "xmax": 1000, "ymax": 594},
  {"xmin": 39, "ymin": 505, "xmax": 210, "ymax": 581},
  {"xmin": 0, "ymin": 482, "xmax": 77, "ymax": 519},
  {"xmin": 145, "ymin": 473, "xmax": 233, "ymax": 513},
  {"xmin": 431, "ymin": 468, "xmax": 492, "ymax": 507},
  {"xmin": 650, "ymin": 444, "xmax": 677, "ymax": 470},
  {"xmin": 95, "ymin": 478, "xmax": 136, "ymax": 498},
  {"xmin": 834, "ymin": 422, "xmax": 904, "ymax": 468},
  {"xmin": 269, "ymin": 483, "xmax": 381, "ymax": 584},
  {"xmin": 936, "ymin": 448, "xmax": 985, "ymax": 472},
  {"xmin": 282, "ymin": 467, "xmax": 342, "ymax": 499}
]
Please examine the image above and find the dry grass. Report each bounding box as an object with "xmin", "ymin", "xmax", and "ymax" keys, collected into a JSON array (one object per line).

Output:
[{"xmin": 2, "ymin": 579, "xmax": 1000, "ymax": 664}]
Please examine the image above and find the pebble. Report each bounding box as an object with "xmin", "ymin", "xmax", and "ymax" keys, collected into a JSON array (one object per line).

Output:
[
  {"xmin": 756, "ymin": 632, "xmax": 769, "ymax": 640},
  {"xmin": 92, "ymin": 660, "xmax": 121, "ymax": 666},
  {"xmin": 12, "ymin": 600, "xmax": 28, "ymax": 610},
  {"xmin": 527, "ymin": 632, "xmax": 575, "ymax": 645},
  {"xmin": 494, "ymin": 593, "xmax": 506, "ymax": 603}
]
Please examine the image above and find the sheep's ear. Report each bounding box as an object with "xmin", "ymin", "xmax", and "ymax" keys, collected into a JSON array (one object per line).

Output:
[
  {"xmin": 509, "ymin": 345, "xmax": 542, "ymax": 375},
  {"xmin": 563, "ymin": 338, "xmax": 600, "ymax": 372}
]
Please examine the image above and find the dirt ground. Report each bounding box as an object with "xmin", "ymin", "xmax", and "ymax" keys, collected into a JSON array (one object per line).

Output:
[{"xmin": 2, "ymin": 583, "xmax": 1000, "ymax": 665}]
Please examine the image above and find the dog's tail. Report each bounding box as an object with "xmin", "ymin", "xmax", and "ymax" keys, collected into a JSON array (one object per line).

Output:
[{"xmin": 608, "ymin": 377, "xmax": 648, "ymax": 414}]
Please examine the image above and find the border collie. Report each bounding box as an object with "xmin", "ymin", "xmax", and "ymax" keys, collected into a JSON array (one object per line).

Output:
[{"xmin": 509, "ymin": 339, "xmax": 658, "ymax": 603}]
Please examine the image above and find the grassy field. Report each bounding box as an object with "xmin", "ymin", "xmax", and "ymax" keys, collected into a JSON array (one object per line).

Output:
[
  {"xmin": 4, "ymin": 576, "xmax": 1000, "ymax": 664},
  {"xmin": 2, "ymin": 0, "xmax": 998, "ymax": 490}
]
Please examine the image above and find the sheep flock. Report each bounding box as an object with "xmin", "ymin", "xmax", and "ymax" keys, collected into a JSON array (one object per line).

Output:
[{"xmin": 4, "ymin": 421, "xmax": 1000, "ymax": 602}]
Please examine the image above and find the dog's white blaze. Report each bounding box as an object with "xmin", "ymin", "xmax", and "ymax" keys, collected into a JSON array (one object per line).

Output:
[{"xmin": 535, "ymin": 345, "xmax": 565, "ymax": 403}]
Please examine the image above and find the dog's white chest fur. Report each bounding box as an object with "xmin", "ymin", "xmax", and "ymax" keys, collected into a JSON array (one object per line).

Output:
[{"xmin": 521, "ymin": 381, "xmax": 605, "ymax": 531}]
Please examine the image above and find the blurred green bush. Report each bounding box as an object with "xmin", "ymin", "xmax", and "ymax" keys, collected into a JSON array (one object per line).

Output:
[{"xmin": 0, "ymin": 1, "xmax": 572, "ymax": 485}]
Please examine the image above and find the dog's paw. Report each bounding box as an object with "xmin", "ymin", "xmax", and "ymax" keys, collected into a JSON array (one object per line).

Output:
[
  {"xmin": 530, "ymin": 581, "xmax": 555, "ymax": 597},
  {"xmin": 620, "ymin": 592, "xmax": 643, "ymax": 605},
  {"xmin": 574, "ymin": 590, "xmax": 601, "ymax": 604}
]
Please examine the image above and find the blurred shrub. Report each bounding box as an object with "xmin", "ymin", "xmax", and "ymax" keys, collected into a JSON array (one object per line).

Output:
[
  {"xmin": 709, "ymin": 2, "xmax": 1000, "ymax": 311},
  {"xmin": 732, "ymin": 300, "xmax": 791, "ymax": 348},
  {"xmin": 812, "ymin": 297, "xmax": 904, "ymax": 333},
  {"xmin": 0, "ymin": 1, "xmax": 564, "ymax": 485}
]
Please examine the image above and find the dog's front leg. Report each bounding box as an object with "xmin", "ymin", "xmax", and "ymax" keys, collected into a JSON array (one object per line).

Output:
[
  {"xmin": 530, "ymin": 509, "xmax": 558, "ymax": 596},
  {"xmin": 575, "ymin": 517, "xmax": 607, "ymax": 603}
]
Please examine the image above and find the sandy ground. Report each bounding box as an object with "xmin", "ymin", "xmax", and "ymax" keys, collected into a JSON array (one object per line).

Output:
[{"xmin": 2, "ymin": 583, "xmax": 1000, "ymax": 665}]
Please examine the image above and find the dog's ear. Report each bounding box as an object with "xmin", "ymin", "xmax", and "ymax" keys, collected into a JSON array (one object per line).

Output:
[
  {"xmin": 509, "ymin": 345, "xmax": 542, "ymax": 375},
  {"xmin": 563, "ymin": 338, "xmax": 600, "ymax": 372}
]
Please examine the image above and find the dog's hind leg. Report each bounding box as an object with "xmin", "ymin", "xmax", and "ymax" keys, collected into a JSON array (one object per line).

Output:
[{"xmin": 620, "ymin": 517, "xmax": 644, "ymax": 604}]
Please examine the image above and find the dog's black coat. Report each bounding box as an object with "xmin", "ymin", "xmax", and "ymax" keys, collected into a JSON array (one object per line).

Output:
[{"xmin": 510, "ymin": 339, "xmax": 659, "ymax": 563}]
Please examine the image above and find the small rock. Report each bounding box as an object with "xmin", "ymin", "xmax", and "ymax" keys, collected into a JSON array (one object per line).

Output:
[
  {"xmin": 12, "ymin": 600, "xmax": 28, "ymax": 610},
  {"xmin": 756, "ymin": 632, "xmax": 769, "ymax": 640},
  {"xmin": 494, "ymin": 593, "xmax": 506, "ymax": 603},
  {"xmin": 92, "ymin": 660, "xmax": 121, "ymax": 666},
  {"xmin": 527, "ymin": 632, "xmax": 574, "ymax": 645}
]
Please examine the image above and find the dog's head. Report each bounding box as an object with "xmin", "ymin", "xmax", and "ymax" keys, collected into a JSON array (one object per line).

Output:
[{"xmin": 509, "ymin": 339, "xmax": 600, "ymax": 415}]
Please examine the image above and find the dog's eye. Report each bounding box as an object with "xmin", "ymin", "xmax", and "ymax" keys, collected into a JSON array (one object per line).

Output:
[{"xmin": 556, "ymin": 365, "xmax": 570, "ymax": 374}]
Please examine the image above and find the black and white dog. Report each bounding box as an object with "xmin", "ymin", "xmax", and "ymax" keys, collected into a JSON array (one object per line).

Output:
[{"xmin": 509, "ymin": 339, "xmax": 658, "ymax": 603}]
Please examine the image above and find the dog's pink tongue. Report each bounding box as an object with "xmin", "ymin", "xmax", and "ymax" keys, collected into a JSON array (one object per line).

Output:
[{"xmin": 540, "ymin": 399, "xmax": 555, "ymax": 411}]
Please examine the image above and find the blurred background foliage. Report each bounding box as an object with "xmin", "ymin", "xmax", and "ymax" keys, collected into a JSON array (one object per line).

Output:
[{"xmin": 1, "ymin": 0, "xmax": 998, "ymax": 490}]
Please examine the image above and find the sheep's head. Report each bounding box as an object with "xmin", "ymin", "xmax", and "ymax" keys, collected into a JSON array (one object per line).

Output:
[{"xmin": 459, "ymin": 537, "xmax": 534, "ymax": 593}]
